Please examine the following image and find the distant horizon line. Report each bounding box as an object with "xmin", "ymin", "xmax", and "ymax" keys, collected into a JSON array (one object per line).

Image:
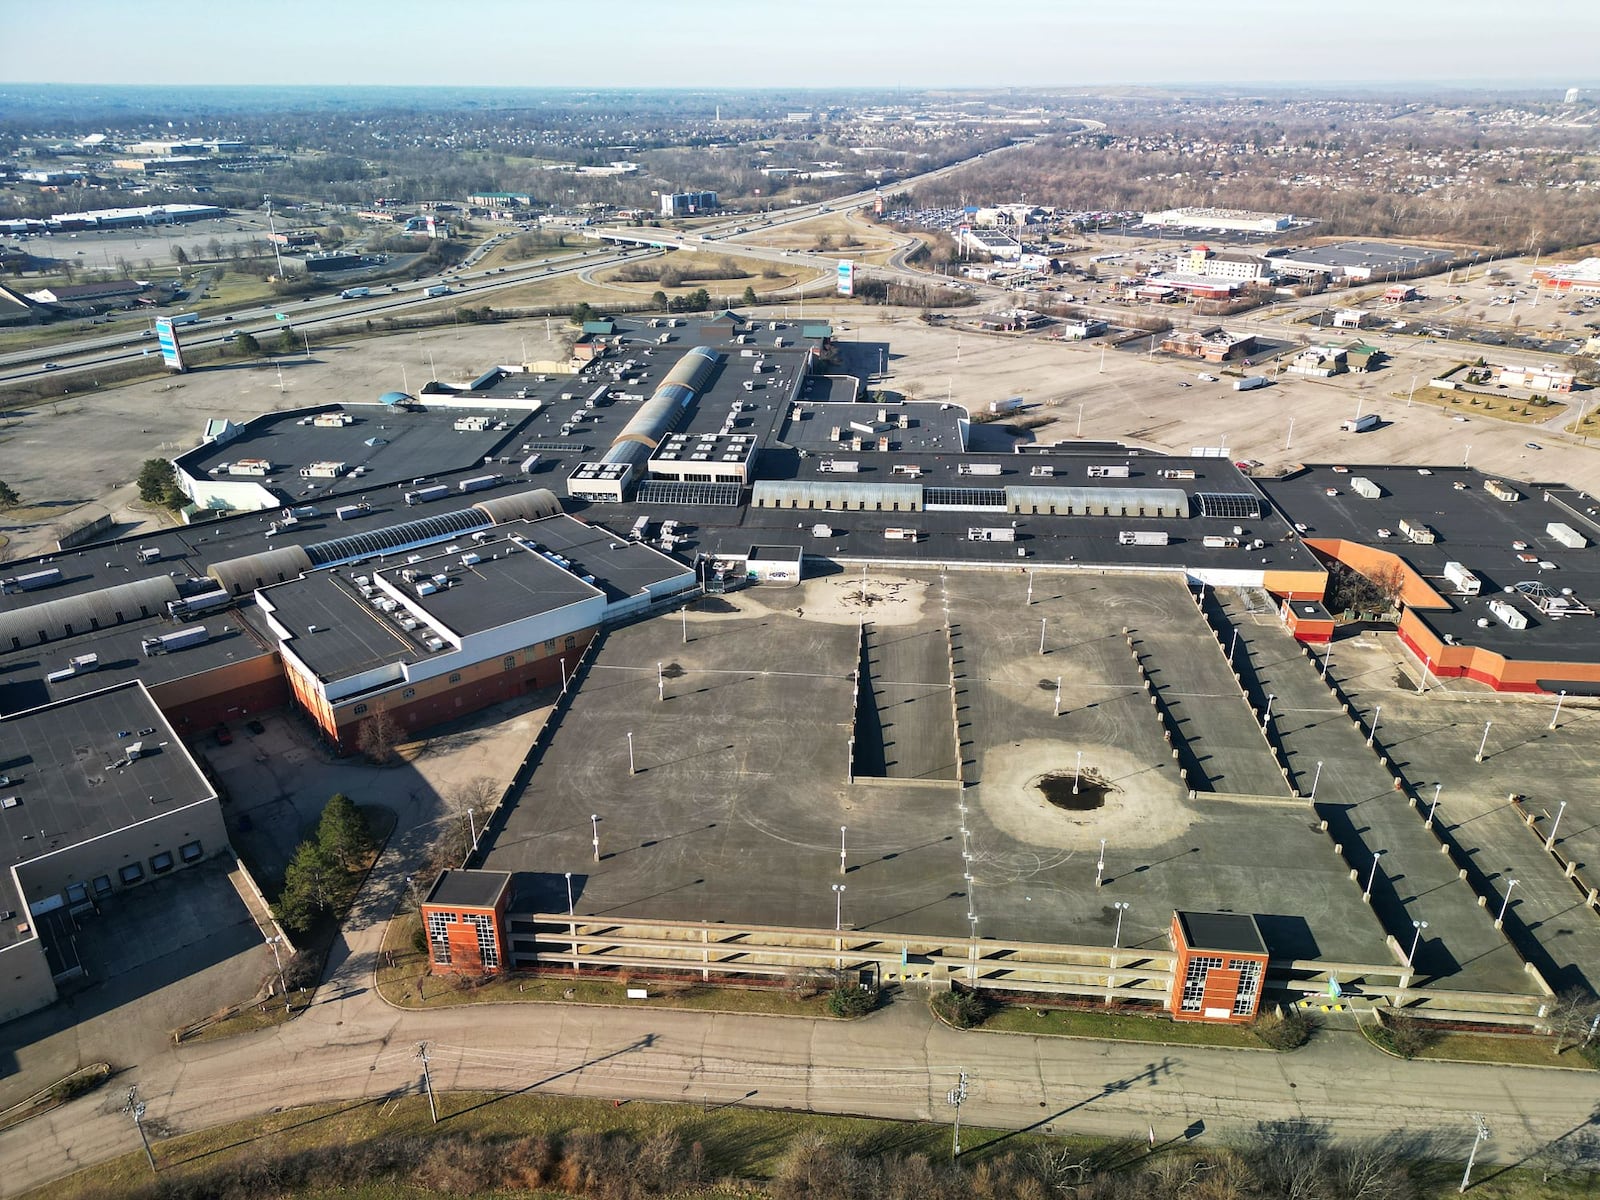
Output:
[{"xmin": 2, "ymin": 80, "xmax": 1597, "ymax": 93}]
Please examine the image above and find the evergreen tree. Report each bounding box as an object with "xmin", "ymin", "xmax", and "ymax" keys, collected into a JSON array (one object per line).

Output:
[{"xmin": 317, "ymin": 792, "xmax": 371, "ymax": 869}]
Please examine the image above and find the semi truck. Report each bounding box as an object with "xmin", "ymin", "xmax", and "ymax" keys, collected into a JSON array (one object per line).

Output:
[
  {"xmin": 1118, "ymin": 530, "xmax": 1170, "ymax": 547},
  {"xmin": 404, "ymin": 484, "xmax": 451, "ymax": 506},
  {"xmin": 339, "ymin": 287, "xmax": 371, "ymax": 299},
  {"xmin": 968, "ymin": 527, "xmax": 1016, "ymax": 542},
  {"xmin": 424, "ymin": 284, "xmax": 451, "ymax": 297},
  {"xmin": 1341, "ymin": 414, "xmax": 1379, "ymax": 433},
  {"xmin": 141, "ymin": 625, "xmax": 209, "ymax": 656},
  {"xmin": 1234, "ymin": 375, "xmax": 1270, "ymax": 391}
]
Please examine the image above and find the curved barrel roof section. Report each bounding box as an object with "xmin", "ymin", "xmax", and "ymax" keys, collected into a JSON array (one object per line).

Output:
[
  {"xmin": 0, "ymin": 576, "xmax": 181, "ymax": 650},
  {"xmin": 605, "ymin": 346, "xmax": 721, "ymax": 463}
]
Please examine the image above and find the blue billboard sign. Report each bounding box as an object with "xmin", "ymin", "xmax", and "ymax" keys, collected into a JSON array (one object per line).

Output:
[
  {"xmin": 153, "ymin": 317, "xmax": 186, "ymax": 372},
  {"xmin": 836, "ymin": 260, "xmax": 854, "ymax": 297}
]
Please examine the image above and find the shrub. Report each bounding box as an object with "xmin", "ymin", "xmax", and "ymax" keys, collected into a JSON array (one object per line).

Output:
[
  {"xmin": 931, "ymin": 988, "xmax": 989, "ymax": 1029},
  {"xmin": 827, "ymin": 984, "xmax": 877, "ymax": 1018},
  {"xmin": 1253, "ymin": 1007, "xmax": 1315, "ymax": 1050},
  {"xmin": 1372, "ymin": 1009, "xmax": 1434, "ymax": 1059}
]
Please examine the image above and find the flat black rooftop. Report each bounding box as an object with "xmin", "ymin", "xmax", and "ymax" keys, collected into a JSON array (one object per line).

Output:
[
  {"xmin": 1176, "ymin": 910, "xmax": 1268, "ymax": 956},
  {"xmin": 1273, "ymin": 241, "xmax": 1455, "ymax": 273},
  {"xmin": 257, "ymin": 572, "xmax": 431, "ymax": 683},
  {"xmin": 375, "ymin": 531, "xmax": 602, "ymax": 638},
  {"xmin": 1259, "ymin": 464, "xmax": 1600, "ymax": 662},
  {"xmin": 426, "ymin": 868, "xmax": 511, "ymax": 910},
  {"xmin": 512, "ymin": 515, "xmax": 692, "ymax": 604},
  {"xmin": 175, "ymin": 404, "xmax": 536, "ymax": 498},
  {"xmin": 0, "ymin": 682, "xmax": 214, "ymax": 947}
]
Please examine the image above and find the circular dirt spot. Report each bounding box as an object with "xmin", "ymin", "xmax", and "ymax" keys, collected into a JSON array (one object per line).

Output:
[{"xmin": 1036, "ymin": 770, "xmax": 1115, "ymax": 812}]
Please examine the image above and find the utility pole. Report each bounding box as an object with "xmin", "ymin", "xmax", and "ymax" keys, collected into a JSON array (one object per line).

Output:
[
  {"xmin": 946, "ymin": 1071, "xmax": 969, "ymax": 1159},
  {"xmin": 266, "ymin": 934, "xmax": 289, "ymax": 1012},
  {"xmin": 1460, "ymin": 1114, "xmax": 1490, "ymax": 1193},
  {"xmin": 123, "ymin": 1086, "xmax": 156, "ymax": 1173},
  {"xmin": 417, "ymin": 1042, "xmax": 438, "ymax": 1123}
]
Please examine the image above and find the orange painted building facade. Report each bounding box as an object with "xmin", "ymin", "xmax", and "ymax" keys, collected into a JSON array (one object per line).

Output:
[
  {"xmin": 423, "ymin": 869, "xmax": 512, "ymax": 975},
  {"xmin": 1169, "ymin": 911, "xmax": 1269, "ymax": 1023}
]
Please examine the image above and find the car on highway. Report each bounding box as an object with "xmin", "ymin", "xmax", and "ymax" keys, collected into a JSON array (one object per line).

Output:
[
  {"xmin": 42, "ymin": 362, "xmax": 61, "ymax": 370},
  {"xmin": 1526, "ymin": 442, "xmax": 1543, "ymax": 450}
]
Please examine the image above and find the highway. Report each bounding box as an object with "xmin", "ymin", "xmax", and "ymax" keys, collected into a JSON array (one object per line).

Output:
[{"xmin": 0, "ymin": 138, "xmax": 1036, "ymax": 387}]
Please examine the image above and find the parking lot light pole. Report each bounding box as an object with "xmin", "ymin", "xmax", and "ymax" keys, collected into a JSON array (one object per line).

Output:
[
  {"xmin": 1366, "ymin": 704, "xmax": 1381, "ymax": 747},
  {"xmin": 591, "ymin": 813, "xmax": 600, "ymax": 862},
  {"xmin": 1262, "ymin": 694, "xmax": 1275, "ymax": 728},
  {"xmin": 1074, "ymin": 751, "xmax": 1083, "ymax": 795},
  {"xmin": 1408, "ymin": 920, "xmax": 1429, "ymax": 967},
  {"xmin": 1550, "ymin": 689, "xmax": 1567, "ymax": 730},
  {"xmin": 1475, "ymin": 719, "xmax": 1492, "ymax": 763},
  {"xmin": 840, "ymin": 825, "xmax": 847, "ymax": 875},
  {"xmin": 1428, "ymin": 784, "xmax": 1442, "ymax": 828},
  {"xmin": 1095, "ymin": 837, "xmax": 1106, "ymax": 889},
  {"xmin": 1496, "ymin": 879, "xmax": 1518, "ymax": 927},
  {"xmin": 1363, "ymin": 850, "xmax": 1383, "ymax": 902},
  {"xmin": 1309, "ymin": 760, "xmax": 1323, "ymax": 801},
  {"xmin": 847, "ymin": 736, "xmax": 854, "ymax": 784},
  {"xmin": 1108, "ymin": 900, "xmax": 1130, "ymax": 1003},
  {"xmin": 1053, "ymin": 677, "xmax": 1062, "ymax": 717},
  {"xmin": 1545, "ymin": 801, "xmax": 1567, "ymax": 852}
]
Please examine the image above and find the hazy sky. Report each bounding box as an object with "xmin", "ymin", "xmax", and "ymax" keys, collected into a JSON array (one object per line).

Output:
[{"xmin": 9, "ymin": 0, "xmax": 1597, "ymax": 89}]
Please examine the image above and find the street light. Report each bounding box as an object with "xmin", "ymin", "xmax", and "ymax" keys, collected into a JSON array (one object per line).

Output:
[
  {"xmin": 1111, "ymin": 901, "xmax": 1130, "ymax": 952},
  {"xmin": 564, "ymin": 871, "xmax": 574, "ymax": 915},
  {"xmin": 1408, "ymin": 920, "xmax": 1429, "ymax": 967},
  {"xmin": 627, "ymin": 730, "xmax": 635, "ymax": 775},
  {"xmin": 1363, "ymin": 850, "xmax": 1383, "ymax": 902},
  {"xmin": 840, "ymin": 825, "xmax": 848, "ymax": 875},
  {"xmin": 1545, "ymin": 801, "xmax": 1567, "ymax": 852},
  {"xmin": 1262, "ymin": 694, "xmax": 1275, "ymax": 727},
  {"xmin": 1309, "ymin": 760, "xmax": 1323, "ymax": 801},
  {"xmin": 1496, "ymin": 879, "xmax": 1518, "ymax": 926},
  {"xmin": 1550, "ymin": 689, "xmax": 1567, "ymax": 730},
  {"xmin": 1427, "ymin": 784, "xmax": 1442, "ymax": 828},
  {"xmin": 1053, "ymin": 676, "xmax": 1062, "ymax": 718},
  {"xmin": 1475, "ymin": 719, "xmax": 1492, "ymax": 763},
  {"xmin": 1366, "ymin": 704, "xmax": 1381, "ymax": 747},
  {"xmin": 1095, "ymin": 836, "xmax": 1106, "ymax": 889}
]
